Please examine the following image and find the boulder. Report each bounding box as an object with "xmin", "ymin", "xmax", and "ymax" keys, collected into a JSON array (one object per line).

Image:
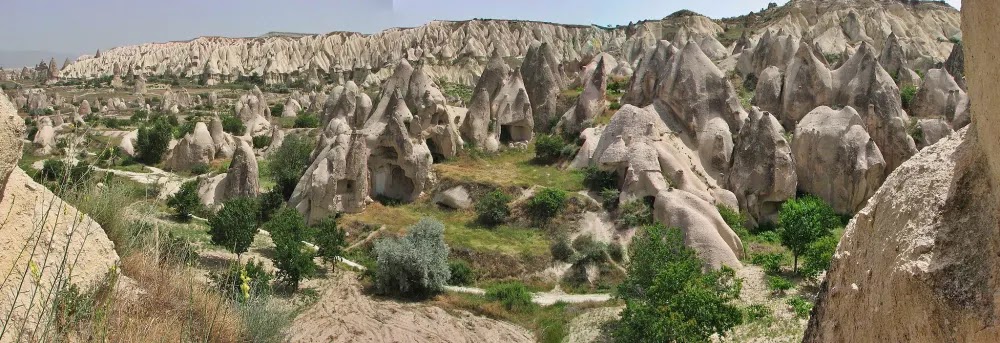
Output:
[
  {"xmin": 165, "ymin": 122, "xmax": 215, "ymax": 171},
  {"xmin": 727, "ymin": 108, "xmax": 796, "ymax": 227},
  {"xmin": 916, "ymin": 118, "xmax": 954, "ymax": 149},
  {"xmin": 282, "ymin": 98, "xmax": 302, "ymax": 117},
  {"xmin": 792, "ymin": 106, "xmax": 885, "ymax": 214},
  {"xmin": 32, "ymin": 118, "xmax": 56, "ymax": 156},
  {"xmin": 432, "ymin": 186, "xmax": 472, "ymax": 210}
]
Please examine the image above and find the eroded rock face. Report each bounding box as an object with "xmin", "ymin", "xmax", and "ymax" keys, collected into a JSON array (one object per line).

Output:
[
  {"xmin": 878, "ymin": 32, "xmax": 907, "ymax": 77},
  {"xmin": 199, "ymin": 141, "xmax": 260, "ymax": 207},
  {"xmin": 0, "ymin": 92, "xmax": 25, "ymax": 192},
  {"xmin": 521, "ymin": 42, "xmax": 564, "ymax": 132},
  {"xmin": 464, "ymin": 53, "xmax": 534, "ymax": 151},
  {"xmin": 235, "ymin": 86, "xmax": 272, "ymax": 136},
  {"xmin": 654, "ymin": 188, "xmax": 743, "ymax": 270},
  {"xmin": 32, "ymin": 118, "xmax": 56, "ymax": 156},
  {"xmin": 558, "ymin": 56, "xmax": 608, "ymax": 134},
  {"xmin": 781, "ymin": 42, "xmax": 833, "ymax": 129},
  {"xmin": 727, "ymin": 108, "xmax": 796, "ymax": 227},
  {"xmin": 752, "ymin": 66, "xmax": 784, "ymax": 116},
  {"xmin": 792, "ymin": 106, "xmax": 885, "ymax": 214},
  {"xmin": 916, "ymin": 118, "xmax": 954, "ymax": 149},
  {"xmin": 910, "ymin": 68, "xmax": 967, "ymax": 123},
  {"xmin": 165, "ymin": 122, "xmax": 215, "ymax": 171},
  {"xmin": 622, "ymin": 40, "xmax": 677, "ymax": 108}
]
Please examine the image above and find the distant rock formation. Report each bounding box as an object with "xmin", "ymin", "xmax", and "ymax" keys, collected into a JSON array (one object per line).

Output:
[{"xmin": 727, "ymin": 108, "xmax": 796, "ymax": 227}]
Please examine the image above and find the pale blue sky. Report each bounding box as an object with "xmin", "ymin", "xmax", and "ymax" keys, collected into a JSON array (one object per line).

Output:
[{"xmin": 0, "ymin": 0, "xmax": 961, "ymax": 56}]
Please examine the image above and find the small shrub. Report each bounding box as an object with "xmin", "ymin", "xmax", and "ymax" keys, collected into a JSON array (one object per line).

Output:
[
  {"xmin": 190, "ymin": 162, "xmax": 210, "ymax": 175},
  {"xmin": 778, "ymin": 196, "xmax": 840, "ymax": 273},
  {"xmin": 800, "ymin": 235, "xmax": 839, "ymax": 279},
  {"xmin": 750, "ymin": 253, "xmax": 784, "ymax": 275},
  {"xmin": 174, "ymin": 120, "xmax": 196, "ymax": 139},
  {"xmin": 294, "ymin": 113, "xmax": 320, "ymax": 128},
  {"xmin": 743, "ymin": 304, "xmax": 772, "ymax": 323},
  {"xmin": 221, "ymin": 114, "xmax": 246, "ymax": 135},
  {"xmin": 136, "ymin": 118, "xmax": 173, "ymax": 164},
  {"xmin": 608, "ymin": 242, "xmax": 624, "ymax": 262},
  {"xmin": 211, "ymin": 259, "xmax": 273, "ymax": 301},
  {"xmin": 609, "ymin": 101, "xmax": 622, "ymax": 110},
  {"xmin": 252, "ymin": 135, "xmax": 272, "ymax": 149},
  {"xmin": 448, "ymin": 260, "xmax": 475, "ymax": 286},
  {"xmin": 550, "ymin": 238, "xmax": 575, "ymax": 263},
  {"xmin": 266, "ymin": 135, "xmax": 315, "ymax": 199},
  {"xmin": 257, "ymin": 188, "xmax": 285, "ymax": 223},
  {"xmin": 475, "ymin": 189, "xmax": 512, "ymax": 226},
  {"xmin": 534, "ymin": 134, "xmax": 569, "ymax": 163},
  {"xmin": 717, "ymin": 205, "xmax": 750, "ymax": 239},
  {"xmin": 900, "ymin": 85, "xmax": 918, "ymax": 110},
  {"xmin": 617, "ymin": 199, "xmax": 654, "ymax": 227},
  {"xmin": 766, "ymin": 275, "xmax": 793, "ymax": 295},
  {"xmin": 373, "ymin": 218, "xmax": 451, "ymax": 298},
  {"xmin": 208, "ymin": 197, "xmax": 260, "ymax": 255},
  {"xmin": 526, "ymin": 187, "xmax": 568, "ymax": 222},
  {"xmin": 266, "ymin": 207, "xmax": 317, "ymax": 289},
  {"xmin": 40, "ymin": 159, "xmax": 68, "ymax": 182},
  {"xmin": 572, "ymin": 235, "xmax": 608, "ymax": 264},
  {"xmin": 269, "ymin": 103, "xmax": 284, "ymax": 117},
  {"xmin": 166, "ymin": 180, "xmax": 204, "ymax": 220},
  {"xmin": 599, "ymin": 188, "xmax": 620, "ymax": 210},
  {"xmin": 313, "ymin": 216, "xmax": 346, "ymax": 265},
  {"xmin": 787, "ymin": 296, "xmax": 813, "ymax": 319},
  {"xmin": 583, "ymin": 166, "xmax": 617, "ymax": 192},
  {"xmin": 485, "ymin": 282, "xmax": 533, "ymax": 311}
]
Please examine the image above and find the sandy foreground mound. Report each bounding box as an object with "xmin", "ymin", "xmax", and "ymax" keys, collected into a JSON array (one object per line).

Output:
[
  {"xmin": 288, "ymin": 272, "xmax": 534, "ymax": 343},
  {"xmin": 0, "ymin": 169, "xmax": 119, "ymax": 339}
]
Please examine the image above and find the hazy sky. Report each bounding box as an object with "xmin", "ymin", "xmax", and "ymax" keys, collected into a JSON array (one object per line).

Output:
[{"xmin": 0, "ymin": 0, "xmax": 961, "ymax": 56}]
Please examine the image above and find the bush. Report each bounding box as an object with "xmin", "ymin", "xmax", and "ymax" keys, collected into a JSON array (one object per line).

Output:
[
  {"xmin": 252, "ymin": 135, "xmax": 272, "ymax": 149},
  {"xmin": 373, "ymin": 218, "xmax": 451, "ymax": 298},
  {"xmin": 266, "ymin": 135, "xmax": 315, "ymax": 199},
  {"xmin": 294, "ymin": 113, "xmax": 320, "ymax": 128},
  {"xmin": 485, "ymin": 282, "xmax": 534, "ymax": 311},
  {"xmin": 778, "ymin": 196, "xmax": 840, "ymax": 273},
  {"xmin": 270, "ymin": 103, "xmax": 284, "ymax": 117},
  {"xmin": 40, "ymin": 159, "xmax": 68, "ymax": 182},
  {"xmin": 166, "ymin": 180, "xmax": 204, "ymax": 220},
  {"xmin": 448, "ymin": 260, "xmax": 475, "ymax": 286},
  {"xmin": 174, "ymin": 120, "xmax": 196, "ymax": 139},
  {"xmin": 220, "ymin": 114, "xmax": 245, "ymax": 135},
  {"xmin": 208, "ymin": 197, "xmax": 260, "ymax": 255},
  {"xmin": 900, "ymin": 85, "xmax": 918, "ymax": 110},
  {"xmin": 615, "ymin": 225, "xmax": 743, "ymax": 342},
  {"xmin": 136, "ymin": 118, "xmax": 173, "ymax": 164},
  {"xmin": 618, "ymin": 199, "xmax": 654, "ymax": 227},
  {"xmin": 572, "ymin": 235, "xmax": 608, "ymax": 264},
  {"xmin": 526, "ymin": 187, "xmax": 567, "ymax": 222},
  {"xmin": 717, "ymin": 205, "xmax": 749, "ymax": 239},
  {"xmin": 608, "ymin": 242, "xmax": 624, "ymax": 262},
  {"xmin": 190, "ymin": 162, "xmax": 210, "ymax": 175},
  {"xmin": 266, "ymin": 208, "xmax": 317, "ymax": 290},
  {"xmin": 211, "ymin": 259, "xmax": 273, "ymax": 301},
  {"xmin": 583, "ymin": 166, "xmax": 617, "ymax": 192},
  {"xmin": 787, "ymin": 296, "xmax": 813, "ymax": 319},
  {"xmin": 800, "ymin": 235, "xmax": 839, "ymax": 279},
  {"xmin": 743, "ymin": 304, "xmax": 772, "ymax": 323},
  {"xmin": 534, "ymin": 134, "xmax": 570, "ymax": 163},
  {"xmin": 550, "ymin": 238, "xmax": 575, "ymax": 263},
  {"xmin": 475, "ymin": 189, "xmax": 512, "ymax": 226},
  {"xmin": 766, "ymin": 276, "xmax": 793, "ymax": 295},
  {"xmin": 600, "ymin": 188, "xmax": 620, "ymax": 210},
  {"xmin": 257, "ymin": 188, "xmax": 285, "ymax": 223},
  {"xmin": 749, "ymin": 253, "xmax": 784, "ymax": 275},
  {"xmin": 312, "ymin": 216, "xmax": 346, "ymax": 265}
]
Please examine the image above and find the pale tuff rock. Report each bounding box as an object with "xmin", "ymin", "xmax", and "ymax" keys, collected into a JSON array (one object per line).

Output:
[
  {"xmin": 290, "ymin": 119, "xmax": 371, "ymax": 223},
  {"xmin": 558, "ymin": 56, "xmax": 607, "ymax": 135},
  {"xmin": 206, "ymin": 91, "xmax": 219, "ymax": 108},
  {"xmin": 896, "ymin": 67, "xmax": 922, "ymax": 89},
  {"xmin": 165, "ymin": 122, "xmax": 215, "ymax": 171},
  {"xmin": 110, "ymin": 64, "xmax": 124, "ymax": 88},
  {"xmin": 944, "ymin": 40, "xmax": 965, "ymax": 88},
  {"xmin": 781, "ymin": 42, "xmax": 833, "ymax": 129},
  {"xmin": 32, "ymin": 118, "xmax": 56, "ymax": 156},
  {"xmin": 464, "ymin": 53, "xmax": 534, "ymax": 151},
  {"xmin": 752, "ymin": 66, "xmax": 784, "ymax": 115},
  {"xmin": 622, "ymin": 40, "xmax": 677, "ymax": 108},
  {"xmin": 727, "ymin": 108, "xmax": 796, "ymax": 227},
  {"xmin": 524, "ymin": 43, "xmax": 565, "ymax": 132},
  {"xmin": 389, "ymin": 61, "xmax": 463, "ymax": 160},
  {"xmin": 656, "ymin": 41, "xmax": 747, "ymax": 180},
  {"xmin": 262, "ymin": 125, "xmax": 285, "ymax": 157},
  {"xmin": 831, "ymin": 42, "xmax": 917, "ymax": 173},
  {"xmin": 915, "ymin": 118, "xmax": 954, "ymax": 149},
  {"xmin": 569, "ymin": 127, "xmax": 601, "ymax": 169},
  {"xmin": 282, "ymin": 97, "xmax": 302, "ymax": 117},
  {"xmin": 433, "ymin": 186, "xmax": 473, "ymax": 210},
  {"xmin": 653, "ymin": 188, "xmax": 744, "ymax": 270},
  {"xmin": 323, "ymin": 81, "xmax": 371, "ymax": 129},
  {"xmin": 26, "ymin": 91, "xmax": 50, "ymax": 113},
  {"xmin": 199, "ymin": 141, "xmax": 260, "ymax": 207},
  {"xmin": 13, "ymin": 93, "xmax": 27, "ymax": 110},
  {"xmin": 583, "ymin": 105, "xmax": 742, "ymax": 269},
  {"xmin": 118, "ymin": 130, "xmax": 138, "ymax": 157},
  {"xmin": 910, "ymin": 68, "xmax": 967, "ymax": 123},
  {"xmin": 0, "ymin": 92, "xmax": 24, "ymax": 190},
  {"xmin": 877, "ymin": 32, "xmax": 907, "ymax": 77},
  {"xmin": 78, "ymin": 99, "xmax": 92, "ymax": 115},
  {"xmin": 46, "ymin": 57, "xmax": 59, "ymax": 81},
  {"xmin": 209, "ymin": 116, "xmax": 237, "ymax": 159},
  {"xmin": 792, "ymin": 106, "xmax": 885, "ymax": 214},
  {"xmin": 235, "ymin": 86, "xmax": 272, "ymax": 136},
  {"xmin": 0, "ymin": 168, "xmax": 119, "ymax": 334},
  {"xmin": 133, "ymin": 73, "xmax": 147, "ymax": 94},
  {"xmin": 737, "ymin": 29, "xmax": 800, "ymax": 78}
]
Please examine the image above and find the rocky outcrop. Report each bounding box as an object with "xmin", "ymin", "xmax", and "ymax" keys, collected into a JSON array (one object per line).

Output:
[
  {"xmin": 915, "ymin": 118, "xmax": 954, "ymax": 149},
  {"xmin": 653, "ymin": 188, "xmax": 743, "ymax": 270},
  {"xmin": 0, "ymin": 92, "xmax": 24, "ymax": 191},
  {"xmin": 727, "ymin": 108, "xmax": 796, "ymax": 227},
  {"xmin": 781, "ymin": 42, "xmax": 832, "ymax": 129},
  {"xmin": 752, "ymin": 66, "xmax": 784, "ymax": 115},
  {"xmin": 282, "ymin": 97, "xmax": 302, "ymax": 117},
  {"xmin": 208, "ymin": 116, "xmax": 236, "ymax": 159},
  {"xmin": 910, "ymin": 68, "xmax": 967, "ymax": 123},
  {"xmin": 622, "ymin": 40, "xmax": 677, "ymax": 108},
  {"xmin": 235, "ymin": 86, "xmax": 272, "ymax": 136},
  {"xmin": 463, "ymin": 53, "xmax": 534, "ymax": 151},
  {"xmin": 78, "ymin": 99, "xmax": 92, "ymax": 116},
  {"xmin": 521, "ymin": 42, "xmax": 565, "ymax": 132},
  {"xmin": 165, "ymin": 122, "xmax": 215, "ymax": 171},
  {"xmin": 557, "ymin": 56, "xmax": 607, "ymax": 134},
  {"xmin": 32, "ymin": 118, "xmax": 56, "ymax": 156},
  {"xmin": 199, "ymin": 141, "xmax": 260, "ymax": 207},
  {"xmin": 792, "ymin": 106, "xmax": 885, "ymax": 214},
  {"xmin": 877, "ymin": 33, "xmax": 907, "ymax": 77}
]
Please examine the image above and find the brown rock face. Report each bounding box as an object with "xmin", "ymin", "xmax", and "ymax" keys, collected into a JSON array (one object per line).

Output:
[{"xmin": 0, "ymin": 92, "xmax": 25, "ymax": 193}]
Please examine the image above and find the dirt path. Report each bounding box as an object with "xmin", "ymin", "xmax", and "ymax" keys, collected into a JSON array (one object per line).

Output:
[{"xmin": 95, "ymin": 165, "xmax": 192, "ymax": 199}]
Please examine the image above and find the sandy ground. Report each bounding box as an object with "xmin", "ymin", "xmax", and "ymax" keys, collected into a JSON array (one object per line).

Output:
[{"xmin": 287, "ymin": 271, "xmax": 535, "ymax": 343}]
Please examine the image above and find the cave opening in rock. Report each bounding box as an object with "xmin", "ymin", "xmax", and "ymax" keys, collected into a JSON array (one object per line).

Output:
[
  {"xmin": 499, "ymin": 124, "xmax": 513, "ymax": 144},
  {"xmin": 372, "ymin": 164, "xmax": 414, "ymax": 204},
  {"xmin": 426, "ymin": 139, "xmax": 445, "ymax": 163}
]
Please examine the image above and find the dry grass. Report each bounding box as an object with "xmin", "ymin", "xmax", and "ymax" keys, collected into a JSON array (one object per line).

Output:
[{"xmin": 434, "ymin": 148, "xmax": 585, "ymax": 191}]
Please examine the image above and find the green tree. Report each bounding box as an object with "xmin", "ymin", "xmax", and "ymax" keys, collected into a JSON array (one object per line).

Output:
[
  {"xmin": 220, "ymin": 114, "xmax": 246, "ymax": 135},
  {"xmin": 167, "ymin": 180, "xmax": 204, "ymax": 220},
  {"xmin": 615, "ymin": 224, "xmax": 743, "ymax": 343},
  {"xmin": 801, "ymin": 234, "xmax": 839, "ymax": 279},
  {"xmin": 525, "ymin": 187, "xmax": 567, "ymax": 222},
  {"xmin": 777, "ymin": 196, "xmax": 840, "ymax": 273},
  {"xmin": 475, "ymin": 189, "xmax": 512, "ymax": 226},
  {"xmin": 294, "ymin": 113, "xmax": 320, "ymax": 128},
  {"xmin": 135, "ymin": 117, "xmax": 173, "ymax": 164},
  {"xmin": 373, "ymin": 218, "xmax": 451, "ymax": 298},
  {"xmin": 313, "ymin": 216, "xmax": 346, "ymax": 265},
  {"xmin": 208, "ymin": 197, "xmax": 260, "ymax": 255},
  {"xmin": 266, "ymin": 208, "xmax": 317, "ymax": 289},
  {"xmin": 534, "ymin": 134, "xmax": 569, "ymax": 163},
  {"xmin": 266, "ymin": 135, "xmax": 315, "ymax": 199}
]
